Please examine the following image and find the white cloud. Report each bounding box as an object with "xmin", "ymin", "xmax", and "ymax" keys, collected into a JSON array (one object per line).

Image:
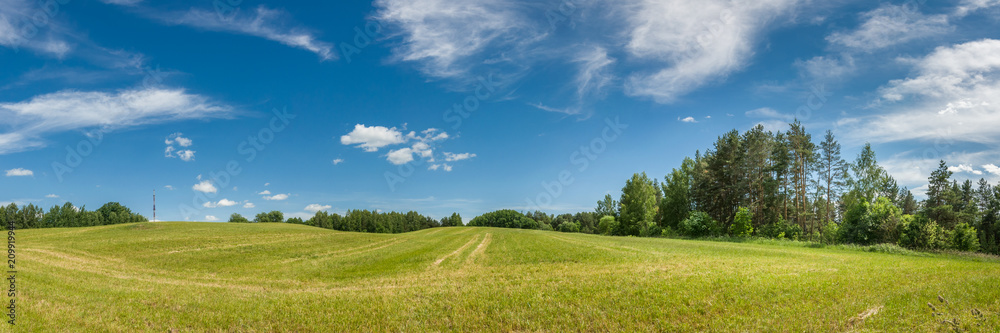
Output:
[
  {"xmin": 984, "ymin": 164, "xmax": 1000, "ymax": 176},
  {"xmin": 429, "ymin": 163, "xmax": 453, "ymax": 172},
  {"xmin": 243, "ymin": 202, "xmax": 256, "ymax": 208},
  {"xmin": 257, "ymin": 190, "xmax": 271, "ymax": 195},
  {"xmin": 141, "ymin": 6, "xmax": 334, "ymax": 61},
  {"xmin": 949, "ymin": 164, "xmax": 983, "ymax": 175},
  {"xmin": 332, "ymin": 158, "xmax": 344, "ymax": 165},
  {"xmin": 794, "ymin": 54, "xmax": 856, "ymax": 81},
  {"xmin": 679, "ymin": 117, "xmax": 697, "ymax": 123},
  {"xmin": 165, "ymin": 133, "xmax": 193, "ymax": 147},
  {"xmin": 176, "ymin": 150, "xmax": 195, "ymax": 162},
  {"xmin": 0, "ymin": 88, "xmax": 231, "ymax": 155},
  {"xmin": 529, "ymin": 102, "xmax": 581, "ymax": 115},
  {"xmin": 192, "ymin": 180, "xmax": 217, "ymax": 193},
  {"xmin": 574, "ymin": 45, "xmax": 616, "ymax": 99},
  {"xmin": 623, "ymin": 0, "xmax": 800, "ymax": 103},
  {"xmin": 745, "ymin": 107, "xmax": 794, "ymax": 121},
  {"xmin": 164, "ymin": 185, "xmax": 174, "ymax": 190},
  {"xmin": 264, "ymin": 183, "xmax": 270, "ymax": 186},
  {"xmin": 827, "ymin": 4, "xmax": 951, "ymax": 52},
  {"xmin": 203, "ymin": 198, "xmax": 238, "ymax": 208},
  {"xmin": 373, "ymin": 0, "xmax": 541, "ymax": 78},
  {"xmin": 205, "ymin": 215, "xmax": 219, "ymax": 221},
  {"xmin": 955, "ymin": 0, "xmax": 1000, "ymax": 16},
  {"xmin": 844, "ymin": 39, "xmax": 1000, "ymax": 144},
  {"xmin": 4, "ymin": 168, "xmax": 33, "ymax": 176},
  {"xmin": 45, "ymin": 194, "xmax": 58, "ymax": 198},
  {"xmin": 340, "ymin": 124, "xmax": 406, "ymax": 152},
  {"xmin": 264, "ymin": 193, "xmax": 289, "ymax": 201},
  {"xmin": 444, "ymin": 152, "xmax": 477, "ymax": 162},
  {"xmin": 387, "ymin": 147, "xmax": 415, "ymax": 165},
  {"xmin": 304, "ymin": 204, "xmax": 332, "ymax": 212}
]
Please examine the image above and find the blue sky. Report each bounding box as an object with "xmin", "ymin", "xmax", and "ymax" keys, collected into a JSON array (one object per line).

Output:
[{"xmin": 3, "ymin": 0, "xmax": 1000, "ymax": 222}]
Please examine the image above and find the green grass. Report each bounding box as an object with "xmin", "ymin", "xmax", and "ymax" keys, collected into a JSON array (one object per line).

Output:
[{"xmin": 12, "ymin": 222, "xmax": 1000, "ymax": 332}]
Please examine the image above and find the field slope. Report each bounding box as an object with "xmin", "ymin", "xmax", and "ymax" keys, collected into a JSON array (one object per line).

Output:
[{"xmin": 14, "ymin": 222, "xmax": 1000, "ymax": 331}]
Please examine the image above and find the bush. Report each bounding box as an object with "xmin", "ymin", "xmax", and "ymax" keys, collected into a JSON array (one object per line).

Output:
[
  {"xmin": 952, "ymin": 223, "xmax": 981, "ymax": 252},
  {"xmin": 228, "ymin": 213, "xmax": 250, "ymax": 223},
  {"xmin": 286, "ymin": 217, "xmax": 305, "ymax": 225},
  {"xmin": 821, "ymin": 221, "xmax": 839, "ymax": 244},
  {"xmin": 254, "ymin": 211, "xmax": 284, "ymax": 223},
  {"xmin": 840, "ymin": 197, "xmax": 901, "ymax": 245},
  {"xmin": 641, "ymin": 221, "xmax": 660, "ymax": 237},
  {"xmin": 758, "ymin": 218, "xmax": 800, "ymax": 240},
  {"xmin": 679, "ymin": 211, "xmax": 719, "ymax": 237},
  {"xmin": 558, "ymin": 221, "xmax": 581, "ymax": 233},
  {"xmin": 468, "ymin": 210, "xmax": 538, "ymax": 229},
  {"xmin": 730, "ymin": 207, "xmax": 753, "ymax": 237},
  {"xmin": 597, "ymin": 216, "xmax": 618, "ymax": 235},
  {"xmin": 899, "ymin": 215, "xmax": 943, "ymax": 250}
]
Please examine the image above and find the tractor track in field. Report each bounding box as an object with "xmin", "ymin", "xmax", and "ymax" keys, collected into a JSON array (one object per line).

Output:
[
  {"xmin": 431, "ymin": 234, "xmax": 483, "ymax": 268},
  {"xmin": 464, "ymin": 233, "xmax": 492, "ymax": 265}
]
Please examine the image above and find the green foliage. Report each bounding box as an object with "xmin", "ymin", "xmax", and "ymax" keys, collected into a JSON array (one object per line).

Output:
[
  {"xmin": 618, "ymin": 172, "xmax": 657, "ymax": 236},
  {"xmin": 758, "ymin": 219, "xmax": 800, "ymax": 240},
  {"xmin": 821, "ymin": 221, "xmax": 839, "ymax": 244},
  {"xmin": 597, "ymin": 216, "xmax": 618, "ymax": 235},
  {"xmin": 595, "ymin": 194, "xmax": 618, "ymax": 218},
  {"xmin": 286, "ymin": 217, "xmax": 305, "ymax": 225},
  {"xmin": 228, "ymin": 213, "xmax": 250, "ymax": 223},
  {"xmin": 1, "ymin": 202, "xmax": 145, "ymax": 230},
  {"xmin": 730, "ymin": 207, "xmax": 753, "ymax": 237},
  {"xmin": 468, "ymin": 210, "xmax": 537, "ymax": 229},
  {"xmin": 659, "ymin": 158, "xmax": 693, "ymax": 230},
  {"xmin": 440, "ymin": 212, "xmax": 463, "ymax": 227},
  {"xmin": 558, "ymin": 221, "xmax": 580, "ymax": 233},
  {"xmin": 898, "ymin": 214, "xmax": 950, "ymax": 250},
  {"xmin": 952, "ymin": 223, "xmax": 980, "ymax": 252},
  {"xmin": 839, "ymin": 196, "xmax": 901, "ymax": 245},
  {"xmin": 254, "ymin": 211, "xmax": 284, "ymax": 223},
  {"xmin": 679, "ymin": 211, "xmax": 719, "ymax": 237}
]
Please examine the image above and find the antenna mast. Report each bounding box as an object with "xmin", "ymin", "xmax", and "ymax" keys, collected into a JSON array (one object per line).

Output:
[{"xmin": 153, "ymin": 189, "xmax": 156, "ymax": 222}]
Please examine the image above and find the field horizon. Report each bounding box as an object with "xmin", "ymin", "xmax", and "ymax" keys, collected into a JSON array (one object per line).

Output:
[{"xmin": 15, "ymin": 222, "xmax": 1000, "ymax": 331}]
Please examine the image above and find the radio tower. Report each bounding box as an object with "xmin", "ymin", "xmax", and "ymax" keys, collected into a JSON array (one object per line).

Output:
[{"xmin": 153, "ymin": 189, "xmax": 156, "ymax": 222}]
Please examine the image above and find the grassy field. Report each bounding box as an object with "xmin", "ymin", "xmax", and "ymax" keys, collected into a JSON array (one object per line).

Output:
[{"xmin": 12, "ymin": 222, "xmax": 1000, "ymax": 332}]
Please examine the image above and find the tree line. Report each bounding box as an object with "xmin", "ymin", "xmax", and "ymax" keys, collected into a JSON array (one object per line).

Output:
[
  {"xmin": 229, "ymin": 209, "xmax": 458, "ymax": 234},
  {"xmin": 0, "ymin": 202, "xmax": 148, "ymax": 230},
  {"xmin": 468, "ymin": 121, "xmax": 1000, "ymax": 255}
]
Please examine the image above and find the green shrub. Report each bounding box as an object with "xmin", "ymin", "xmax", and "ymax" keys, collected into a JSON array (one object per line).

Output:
[
  {"xmin": 821, "ymin": 221, "xmax": 839, "ymax": 244},
  {"xmin": 679, "ymin": 211, "xmax": 719, "ymax": 237},
  {"xmin": 952, "ymin": 223, "xmax": 980, "ymax": 252},
  {"xmin": 597, "ymin": 216, "xmax": 618, "ymax": 235},
  {"xmin": 730, "ymin": 207, "xmax": 753, "ymax": 237},
  {"xmin": 558, "ymin": 222, "xmax": 580, "ymax": 233}
]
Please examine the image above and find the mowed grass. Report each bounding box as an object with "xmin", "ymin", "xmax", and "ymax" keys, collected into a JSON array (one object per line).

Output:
[{"xmin": 12, "ymin": 222, "xmax": 1000, "ymax": 332}]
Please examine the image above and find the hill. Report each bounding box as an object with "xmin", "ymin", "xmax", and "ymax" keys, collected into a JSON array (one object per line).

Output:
[{"xmin": 16, "ymin": 222, "xmax": 1000, "ymax": 331}]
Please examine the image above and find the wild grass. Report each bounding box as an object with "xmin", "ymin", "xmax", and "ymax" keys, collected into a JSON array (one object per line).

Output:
[{"xmin": 11, "ymin": 222, "xmax": 1000, "ymax": 332}]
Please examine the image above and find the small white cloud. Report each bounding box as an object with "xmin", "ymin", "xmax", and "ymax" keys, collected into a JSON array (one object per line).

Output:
[
  {"xmin": 205, "ymin": 215, "xmax": 219, "ymax": 221},
  {"xmin": 5, "ymin": 168, "xmax": 33, "ymax": 177},
  {"xmin": 264, "ymin": 182, "xmax": 270, "ymax": 186},
  {"xmin": 387, "ymin": 147, "xmax": 415, "ymax": 165},
  {"xmin": 983, "ymin": 164, "xmax": 1000, "ymax": 176},
  {"xmin": 203, "ymin": 198, "xmax": 239, "ymax": 208},
  {"xmin": 264, "ymin": 193, "xmax": 289, "ymax": 201},
  {"xmin": 444, "ymin": 152, "xmax": 477, "ymax": 162},
  {"xmin": 332, "ymin": 158, "xmax": 344, "ymax": 165},
  {"xmin": 827, "ymin": 4, "xmax": 951, "ymax": 52},
  {"xmin": 165, "ymin": 133, "xmax": 195, "ymax": 161},
  {"xmin": 428, "ymin": 164, "xmax": 441, "ymax": 171},
  {"xmin": 45, "ymin": 194, "xmax": 59, "ymax": 198},
  {"xmin": 679, "ymin": 117, "xmax": 697, "ymax": 123},
  {"xmin": 192, "ymin": 180, "xmax": 217, "ymax": 193},
  {"xmin": 257, "ymin": 190, "xmax": 272, "ymax": 195},
  {"xmin": 177, "ymin": 150, "xmax": 196, "ymax": 162},
  {"xmin": 164, "ymin": 185, "xmax": 175, "ymax": 190},
  {"xmin": 341, "ymin": 124, "xmax": 406, "ymax": 152},
  {"xmin": 304, "ymin": 204, "xmax": 332, "ymax": 212},
  {"xmin": 243, "ymin": 202, "xmax": 256, "ymax": 208},
  {"xmin": 442, "ymin": 164, "xmax": 453, "ymax": 172}
]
